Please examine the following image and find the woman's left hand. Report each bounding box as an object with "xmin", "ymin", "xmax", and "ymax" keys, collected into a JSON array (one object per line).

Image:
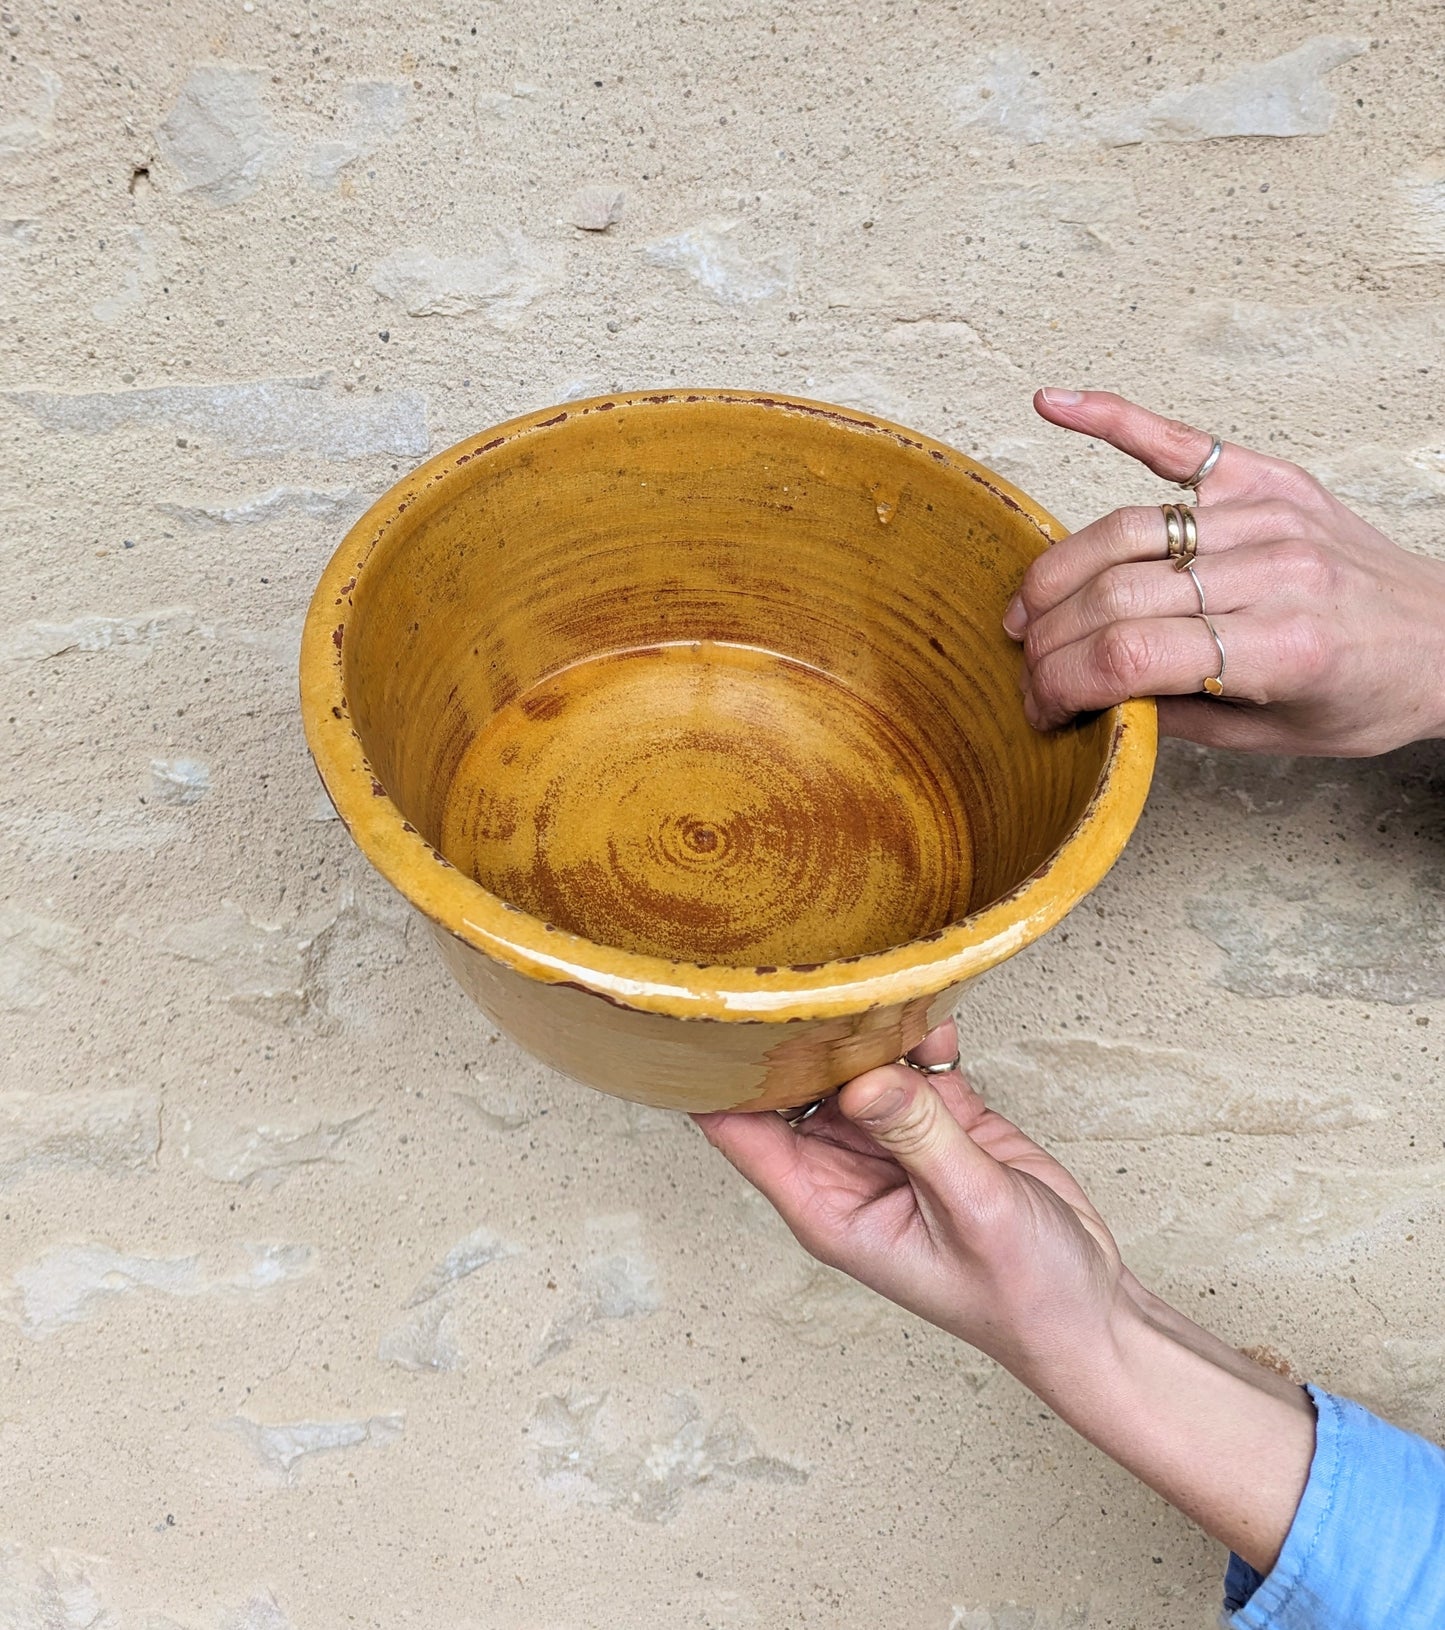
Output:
[{"xmin": 1008, "ymin": 389, "xmax": 1445, "ymax": 757}]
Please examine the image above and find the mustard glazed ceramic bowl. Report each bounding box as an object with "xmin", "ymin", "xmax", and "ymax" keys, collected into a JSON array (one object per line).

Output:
[{"xmin": 300, "ymin": 390, "xmax": 1156, "ymax": 1112}]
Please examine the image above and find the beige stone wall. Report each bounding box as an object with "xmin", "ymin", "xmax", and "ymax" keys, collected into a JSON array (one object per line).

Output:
[{"xmin": 2, "ymin": 2, "xmax": 1442, "ymax": 1625}]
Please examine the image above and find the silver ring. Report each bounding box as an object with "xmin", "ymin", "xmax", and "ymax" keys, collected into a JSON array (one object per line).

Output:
[
  {"xmin": 1179, "ymin": 438, "xmax": 1223, "ymax": 492},
  {"xmin": 778, "ymin": 1097, "xmax": 827, "ymax": 1125},
  {"xmin": 900, "ymin": 1050, "xmax": 961, "ymax": 1075},
  {"xmin": 1185, "ymin": 561, "xmax": 1207, "ymax": 615},
  {"xmin": 1197, "ymin": 614, "xmax": 1226, "ymax": 697}
]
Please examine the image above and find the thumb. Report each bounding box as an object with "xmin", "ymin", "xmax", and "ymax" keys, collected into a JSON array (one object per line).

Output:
[{"xmin": 838, "ymin": 1063, "xmax": 997, "ymax": 1202}]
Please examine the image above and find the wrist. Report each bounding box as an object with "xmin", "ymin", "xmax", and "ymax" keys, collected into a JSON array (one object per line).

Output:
[
  {"xmin": 987, "ymin": 1274, "xmax": 1157, "ymax": 1409},
  {"xmin": 1009, "ymin": 1282, "xmax": 1315, "ymax": 1575},
  {"xmin": 1011, "ymin": 1282, "xmax": 1169, "ymax": 1423}
]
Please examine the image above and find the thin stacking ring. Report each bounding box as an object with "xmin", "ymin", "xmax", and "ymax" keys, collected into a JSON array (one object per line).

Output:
[
  {"xmin": 1185, "ymin": 561, "xmax": 1207, "ymax": 615},
  {"xmin": 1198, "ymin": 614, "xmax": 1227, "ymax": 697},
  {"xmin": 778, "ymin": 1097, "xmax": 827, "ymax": 1125},
  {"xmin": 901, "ymin": 1050, "xmax": 962, "ymax": 1075},
  {"xmin": 1179, "ymin": 438, "xmax": 1223, "ymax": 492}
]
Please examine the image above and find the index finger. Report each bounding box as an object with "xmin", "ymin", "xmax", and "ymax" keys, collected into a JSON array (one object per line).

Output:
[
  {"xmin": 693, "ymin": 1105, "xmax": 806, "ymax": 1202},
  {"xmin": 1034, "ymin": 388, "xmax": 1253, "ymax": 496}
]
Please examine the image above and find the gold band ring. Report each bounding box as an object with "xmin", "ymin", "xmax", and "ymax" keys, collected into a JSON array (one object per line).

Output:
[{"xmin": 1161, "ymin": 503, "xmax": 1198, "ymax": 571}]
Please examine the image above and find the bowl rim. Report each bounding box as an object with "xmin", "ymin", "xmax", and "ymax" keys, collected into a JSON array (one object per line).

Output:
[{"xmin": 300, "ymin": 387, "xmax": 1157, "ymax": 1022}]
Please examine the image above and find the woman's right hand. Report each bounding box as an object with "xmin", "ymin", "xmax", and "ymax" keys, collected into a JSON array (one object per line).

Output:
[
  {"xmin": 1009, "ymin": 389, "xmax": 1445, "ymax": 757},
  {"xmin": 695, "ymin": 1021, "xmax": 1317, "ymax": 1577}
]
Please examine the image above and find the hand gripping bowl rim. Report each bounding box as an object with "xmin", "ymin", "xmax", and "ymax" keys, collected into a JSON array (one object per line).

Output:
[{"xmin": 298, "ymin": 388, "xmax": 1158, "ymax": 1023}]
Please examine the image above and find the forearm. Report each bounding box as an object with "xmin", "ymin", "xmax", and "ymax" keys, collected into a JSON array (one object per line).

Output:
[
  {"xmin": 1121, "ymin": 1274, "xmax": 1308, "ymax": 1407},
  {"xmin": 1018, "ymin": 1292, "xmax": 1316, "ymax": 1576}
]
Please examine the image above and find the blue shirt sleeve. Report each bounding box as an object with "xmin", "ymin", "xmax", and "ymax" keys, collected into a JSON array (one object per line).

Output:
[{"xmin": 1222, "ymin": 1384, "xmax": 1445, "ymax": 1630}]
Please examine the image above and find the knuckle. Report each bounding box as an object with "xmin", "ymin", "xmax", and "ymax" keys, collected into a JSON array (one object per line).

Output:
[
  {"xmin": 1021, "ymin": 553, "xmax": 1068, "ymax": 614},
  {"xmin": 1027, "ymin": 651, "xmax": 1068, "ymax": 712},
  {"xmin": 1089, "ymin": 565, "xmax": 1143, "ymax": 623},
  {"xmin": 1088, "ymin": 391, "xmax": 1129, "ymax": 430},
  {"xmin": 1022, "ymin": 620, "xmax": 1050, "ymax": 667},
  {"xmin": 885, "ymin": 1096, "xmax": 941, "ymax": 1158},
  {"xmin": 1161, "ymin": 415, "xmax": 1202, "ymax": 456},
  {"xmin": 1264, "ymin": 456, "xmax": 1326, "ymax": 506},
  {"xmin": 1096, "ymin": 622, "xmax": 1156, "ymax": 692},
  {"xmin": 1102, "ymin": 505, "xmax": 1151, "ymax": 550},
  {"xmin": 1274, "ymin": 537, "xmax": 1336, "ymax": 593},
  {"xmin": 1276, "ymin": 613, "xmax": 1331, "ymax": 684},
  {"xmin": 1277, "ymin": 457, "xmax": 1321, "ymax": 494},
  {"xmin": 1255, "ymin": 497, "xmax": 1306, "ymax": 537}
]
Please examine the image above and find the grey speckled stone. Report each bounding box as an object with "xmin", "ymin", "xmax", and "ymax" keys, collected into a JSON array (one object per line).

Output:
[{"xmin": 6, "ymin": 377, "xmax": 428, "ymax": 460}]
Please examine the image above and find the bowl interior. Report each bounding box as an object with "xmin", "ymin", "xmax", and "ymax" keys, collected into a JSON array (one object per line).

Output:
[{"xmin": 340, "ymin": 396, "xmax": 1114, "ymax": 969}]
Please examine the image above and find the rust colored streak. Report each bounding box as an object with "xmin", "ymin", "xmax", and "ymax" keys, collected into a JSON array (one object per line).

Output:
[
  {"xmin": 518, "ymin": 691, "xmax": 566, "ymax": 721},
  {"xmin": 537, "ymin": 412, "xmax": 569, "ymax": 428},
  {"xmin": 745, "ymin": 395, "xmax": 879, "ymax": 432},
  {"xmin": 966, "ymin": 472, "xmax": 1025, "ymax": 517},
  {"xmin": 371, "ymin": 778, "xmax": 386, "ymax": 797},
  {"xmin": 332, "ymin": 624, "xmax": 344, "ymax": 650}
]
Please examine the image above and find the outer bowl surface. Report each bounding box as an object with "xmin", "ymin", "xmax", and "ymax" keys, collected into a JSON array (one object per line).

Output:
[{"xmin": 300, "ymin": 390, "xmax": 1156, "ymax": 1111}]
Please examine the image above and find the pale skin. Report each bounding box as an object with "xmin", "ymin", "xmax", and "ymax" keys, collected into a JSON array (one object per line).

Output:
[
  {"xmin": 1011, "ymin": 388, "xmax": 1445, "ymax": 752},
  {"xmin": 696, "ymin": 1025, "xmax": 1316, "ymax": 1575},
  {"xmin": 697, "ymin": 389, "xmax": 1445, "ymax": 1580}
]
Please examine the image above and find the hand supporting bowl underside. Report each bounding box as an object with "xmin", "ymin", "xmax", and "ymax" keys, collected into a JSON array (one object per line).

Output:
[{"xmin": 300, "ymin": 391, "xmax": 1156, "ymax": 1111}]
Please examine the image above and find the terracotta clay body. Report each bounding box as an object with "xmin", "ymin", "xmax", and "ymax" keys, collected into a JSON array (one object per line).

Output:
[{"xmin": 300, "ymin": 391, "xmax": 1156, "ymax": 1111}]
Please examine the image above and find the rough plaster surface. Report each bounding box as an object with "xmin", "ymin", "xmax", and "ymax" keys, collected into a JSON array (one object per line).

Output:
[{"xmin": 1, "ymin": 2, "xmax": 1442, "ymax": 1627}]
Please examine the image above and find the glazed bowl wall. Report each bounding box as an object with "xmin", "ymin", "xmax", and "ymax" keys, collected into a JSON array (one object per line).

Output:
[{"xmin": 301, "ymin": 392, "xmax": 1156, "ymax": 1111}]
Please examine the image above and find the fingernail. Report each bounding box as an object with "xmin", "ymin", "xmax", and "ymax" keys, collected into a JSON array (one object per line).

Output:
[
  {"xmin": 1022, "ymin": 694, "xmax": 1043, "ymax": 730},
  {"xmin": 1003, "ymin": 594, "xmax": 1028, "ymax": 638},
  {"xmin": 855, "ymin": 1084, "xmax": 906, "ymax": 1126},
  {"xmin": 1039, "ymin": 387, "xmax": 1084, "ymax": 407}
]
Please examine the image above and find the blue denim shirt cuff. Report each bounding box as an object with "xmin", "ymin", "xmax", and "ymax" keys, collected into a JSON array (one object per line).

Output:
[{"xmin": 1220, "ymin": 1383, "xmax": 1445, "ymax": 1630}]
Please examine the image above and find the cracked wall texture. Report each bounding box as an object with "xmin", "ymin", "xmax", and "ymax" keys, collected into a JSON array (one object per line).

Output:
[{"xmin": 1, "ymin": 1, "xmax": 1442, "ymax": 1626}]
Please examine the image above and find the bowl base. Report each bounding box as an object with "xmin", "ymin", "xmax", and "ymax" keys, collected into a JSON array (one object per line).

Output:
[{"xmin": 438, "ymin": 640, "xmax": 975, "ymax": 968}]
